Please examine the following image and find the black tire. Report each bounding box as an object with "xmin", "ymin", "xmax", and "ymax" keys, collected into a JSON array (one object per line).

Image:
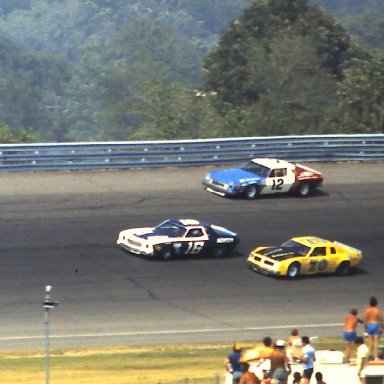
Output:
[
  {"xmin": 160, "ymin": 246, "xmax": 173, "ymax": 261},
  {"xmin": 296, "ymin": 182, "xmax": 311, "ymax": 197},
  {"xmin": 336, "ymin": 261, "xmax": 351, "ymax": 276},
  {"xmin": 245, "ymin": 185, "xmax": 258, "ymax": 200},
  {"xmin": 212, "ymin": 246, "xmax": 227, "ymax": 258},
  {"xmin": 287, "ymin": 262, "xmax": 301, "ymax": 279}
]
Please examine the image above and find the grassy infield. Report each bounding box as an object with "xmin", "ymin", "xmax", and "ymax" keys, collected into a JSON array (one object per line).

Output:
[{"xmin": 0, "ymin": 339, "xmax": 346, "ymax": 384}]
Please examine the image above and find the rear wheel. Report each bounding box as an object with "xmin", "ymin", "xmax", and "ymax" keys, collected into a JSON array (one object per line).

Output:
[
  {"xmin": 245, "ymin": 185, "xmax": 258, "ymax": 200},
  {"xmin": 287, "ymin": 262, "xmax": 300, "ymax": 279},
  {"xmin": 212, "ymin": 246, "xmax": 227, "ymax": 258},
  {"xmin": 336, "ymin": 261, "xmax": 351, "ymax": 276},
  {"xmin": 296, "ymin": 182, "xmax": 311, "ymax": 197}
]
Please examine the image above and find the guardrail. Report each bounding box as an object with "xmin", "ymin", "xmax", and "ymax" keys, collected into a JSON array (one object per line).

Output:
[{"xmin": 1, "ymin": 134, "xmax": 383, "ymax": 172}]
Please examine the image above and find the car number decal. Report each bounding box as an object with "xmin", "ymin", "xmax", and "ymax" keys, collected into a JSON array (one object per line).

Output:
[
  {"xmin": 185, "ymin": 241, "xmax": 205, "ymax": 254},
  {"xmin": 271, "ymin": 178, "xmax": 284, "ymax": 190},
  {"xmin": 309, "ymin": 259, "xmax": 328, "ymax": 272}
]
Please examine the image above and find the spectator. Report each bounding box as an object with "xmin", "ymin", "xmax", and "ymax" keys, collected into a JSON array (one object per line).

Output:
[
  {"xmin": 343, "ymin": 308, "xmax": 363, "ymax": 363},
  {"xmin": 314, "ymin": 372, "xmax": 326, "ymax": 384},
  {"xmin": 269, "ymin": 339, "xmax": 291, "ymax": 384},
  {"xmin": 292, "ymin": 371, "xmax": 302, "ymax": 384},
  {"xmin": 261, "ymin": 369, "xmax": 271, "ymax": 384},
  {"xmin": 225, "ymin": 343, "xmax": 243, "ymax": 384},
  {"xmin": 238, "ymin": 358, "xmax": 261, "ymax": 384},
  {"xmin": 298, "ymin": 336, "xmax": 316, "ymax": 384},
  {"xmin": 287, "ymin": 329, "xmax": 302, "ymax": 363},
  {"xmin": 241, "ymin": 337, "xmax": 274, "ymax": 363},
  {"xmin": 363, "ymin": 296, "xmax": 383, "ymax": 360},
  {"xmin": 355, "ymin": 336, "xmax": 369, "ymax": 384}
]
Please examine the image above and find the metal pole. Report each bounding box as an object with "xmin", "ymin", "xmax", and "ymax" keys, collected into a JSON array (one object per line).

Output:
[{"xmin": 44, "ymin": 286, "xmax": 51, "ymax": 384}]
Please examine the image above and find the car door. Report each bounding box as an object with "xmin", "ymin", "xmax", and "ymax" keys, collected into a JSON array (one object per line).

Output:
[
  {"xmin": 303, "ymin": 247, "xmax": 332, "ymax": 274},
  {"xmin": 261, "ymin": 167, "xmax": 296, "ymax": 195},
  {"xmin": 181, "ymin": 227, "xmax": 208, "ymax": 255}
]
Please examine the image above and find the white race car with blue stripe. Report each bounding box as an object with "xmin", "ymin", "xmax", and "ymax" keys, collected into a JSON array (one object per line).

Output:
[
  {"xmin": 202, "ymin": 158, "xmax": 323, "ymax": 199},
  {"xmin": 117, "ymin": 218, "xmax": 239, "ymax": 260}
]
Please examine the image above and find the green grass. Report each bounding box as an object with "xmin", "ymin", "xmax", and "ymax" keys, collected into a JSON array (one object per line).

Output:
[{"xmin": 0, "ymin": 339, "xmax": 346, "ymax": 384}]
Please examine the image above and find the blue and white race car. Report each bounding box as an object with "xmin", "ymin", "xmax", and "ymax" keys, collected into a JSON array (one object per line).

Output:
[
  {"xmin": 202, "ymin": 158, "xmax": 323, "ymax": 199},
  {"xmin": 117, "ymin": 218, "xmax": 239, "ymax": 260}
]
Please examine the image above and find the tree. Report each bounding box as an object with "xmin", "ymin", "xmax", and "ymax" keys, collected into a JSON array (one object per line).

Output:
[
  {"xmin": 328, "ymin": 54, "xmax": 384, "ymax": 133},
  {"xmin": 203, "ymin": 0, "xmax": 360, "ymax": 107}
]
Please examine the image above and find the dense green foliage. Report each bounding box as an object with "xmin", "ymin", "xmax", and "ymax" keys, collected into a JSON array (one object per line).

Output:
[{"xmin": 0, "ymin": 0, "xmax": 382, "ymax": 142}]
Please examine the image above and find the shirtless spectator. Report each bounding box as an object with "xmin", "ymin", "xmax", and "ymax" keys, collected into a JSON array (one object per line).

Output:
[
  {"xmin": 363, "ymin": 296, "xmax": 383, "ymax": 360},
  {"xmin": 343, "ymin": 308, "xmax": 363, "ymax": 363},
  {"xmin": 287, "ymin": 329, "xmax": 302, "ymax": 363},
  {"xmin": 269, "ymin": 340, "xmax": 291, "ymax": 384}
]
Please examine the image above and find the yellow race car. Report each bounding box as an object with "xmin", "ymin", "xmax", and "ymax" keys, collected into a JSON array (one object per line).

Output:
[{"xmin": 247, "ymin": 236, "xmax": 362, "ymax": 279}]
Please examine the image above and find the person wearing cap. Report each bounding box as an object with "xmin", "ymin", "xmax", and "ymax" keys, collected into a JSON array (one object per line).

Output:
[
  {"xmin": 225, "ymin": 343, "xmax": 243, "ymax": 384},
  {"xmin": 268, "ymin": 339, "xmax": 291, "ymax": 384}
]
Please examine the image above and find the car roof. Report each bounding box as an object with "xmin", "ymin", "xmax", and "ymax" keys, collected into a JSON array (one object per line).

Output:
[
  {"xmin": 168, "ymin": 218, "xmax": 207, "ymax": 228},
  {"xmin": 291, "ymin": 236, "xmax": 333, "ymax": 247},
  {"xmin": 250, "ymin": 158, "xmax": 293, "ymax": 169}
]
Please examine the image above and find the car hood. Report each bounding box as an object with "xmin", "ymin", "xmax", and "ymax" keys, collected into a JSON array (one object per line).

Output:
[
  {"xmin": 258, "ymin": 247, "xmax": 297, "ymax": 261},
  {"xmin": 209, "ymin": 168, "xmax": 263, "ymax": 184},
  {"xmin": 123, "ymin": 228, "xmax": 171, "ymax": 242}
]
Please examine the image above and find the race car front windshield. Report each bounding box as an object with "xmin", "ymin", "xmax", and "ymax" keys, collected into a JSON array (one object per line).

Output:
[
  {"xmin": 280, "ymin": 240, "xmax": 310, "ymax": 256},
  {"xmin": 154, "ymin": 220, "xmax": 187, "ymax": 237},
  {"xmin": 241, "ymin": 161, "xmax": 270, "ymax": 177}
]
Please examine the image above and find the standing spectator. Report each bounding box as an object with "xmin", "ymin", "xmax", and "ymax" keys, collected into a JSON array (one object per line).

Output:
[
  {"xmin": 314, "ymin": 372, "xmax": 326, "ymax": 384},
  {"xmin": 225, "ymin": 343, "xmax": 243, "ymax": 384},
  {"xmin": 363, "ymin": 296, "xmax": 383, "ymax": 360},
  {"xmin": 238, "ymin": 358, "xmax": 261, "ymax": 384},
  {"xmin": 343, "ymin": 308, "xmax": 363, "ymax": 363},
  {"xmin": 355, "ymin": 336, "xmax": 369, "ymax": 384},
  {"xmin": 269, "ymin": 339, "xmax": 291, "ymax": 384},
  {"xmin": 287, "ymin": 329, "xmax": 302, "ymax": 363},
  {"xmin": 298, "ymin": 336, "xmax": 316, "ymax": 384}
]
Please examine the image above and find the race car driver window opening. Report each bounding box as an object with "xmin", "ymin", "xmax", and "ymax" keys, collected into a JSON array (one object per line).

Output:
[
  {"xmin": 310, "ymin": 247, "xmax": 326, "ymax": 257},
  {"xmin": 186, "ymin": 229, "xmax": 204, "ymax": 238}
]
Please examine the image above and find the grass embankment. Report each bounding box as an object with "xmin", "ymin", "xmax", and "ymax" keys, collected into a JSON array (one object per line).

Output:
[{"xmin": 0, "ymin": 339, "xmax": 345, "ymax": 384}]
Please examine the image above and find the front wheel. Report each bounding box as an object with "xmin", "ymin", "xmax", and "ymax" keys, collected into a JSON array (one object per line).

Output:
[
  {"xmin": 245, "ymin": 185, "xmax": 258, "ymax": 200},
  {"xmin": 287, "ymin": 262, "xmax": 301, "ymax": 279}
]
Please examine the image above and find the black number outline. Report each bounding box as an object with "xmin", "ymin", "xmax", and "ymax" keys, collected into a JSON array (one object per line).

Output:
[
  {"xmin": 272, "ymin": 178, "xmax": 284, "ymax": 191},
  {"xmin": 309, "ymin": 260, "xmax": 317, "ymax": 272}
]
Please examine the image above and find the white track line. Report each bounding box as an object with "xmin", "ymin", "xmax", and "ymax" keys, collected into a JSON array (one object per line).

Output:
[{"xmin": 0, "ymin": 323, "xmax": 343, "ymax": 341}]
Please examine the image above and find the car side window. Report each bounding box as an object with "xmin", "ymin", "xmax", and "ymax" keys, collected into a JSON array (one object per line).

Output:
[
  {"xmin": 330, "ymin": 247, "xmax": 336, "ymax": 254},
  {"xmin": 186, "ymin": 228, "xmax": 203, "ymax": 238},
  {"xmin": 269, "ymin": 168, "xmax": 286, "ymax": 177},
  {"xmin": 310, "ymin": 247, "xmax": 326, "ymax": 257}
]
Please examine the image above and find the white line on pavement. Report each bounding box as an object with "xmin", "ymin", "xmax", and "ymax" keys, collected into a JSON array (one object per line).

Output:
[{"xmin": 0, "ymin": 322, "xmax": 343, "ymax": 341}]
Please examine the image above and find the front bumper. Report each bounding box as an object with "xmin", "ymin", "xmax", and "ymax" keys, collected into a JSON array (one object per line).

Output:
[
  {"xmin": 202, "ymin": 180, "xmax": 242, "ymax": 197},
  {"xmin": 117, "ymin": 242, "xmax": 154, "ymax": 256},
  {"xmin": 247, "ymin": 261, "xmax": 281, "ymax": 277}
]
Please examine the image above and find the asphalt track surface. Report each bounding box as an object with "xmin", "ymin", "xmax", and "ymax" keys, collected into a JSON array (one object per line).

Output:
[{"xmin": 0, "ymin": 163, "xmax": 383, "ymax": 351}]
